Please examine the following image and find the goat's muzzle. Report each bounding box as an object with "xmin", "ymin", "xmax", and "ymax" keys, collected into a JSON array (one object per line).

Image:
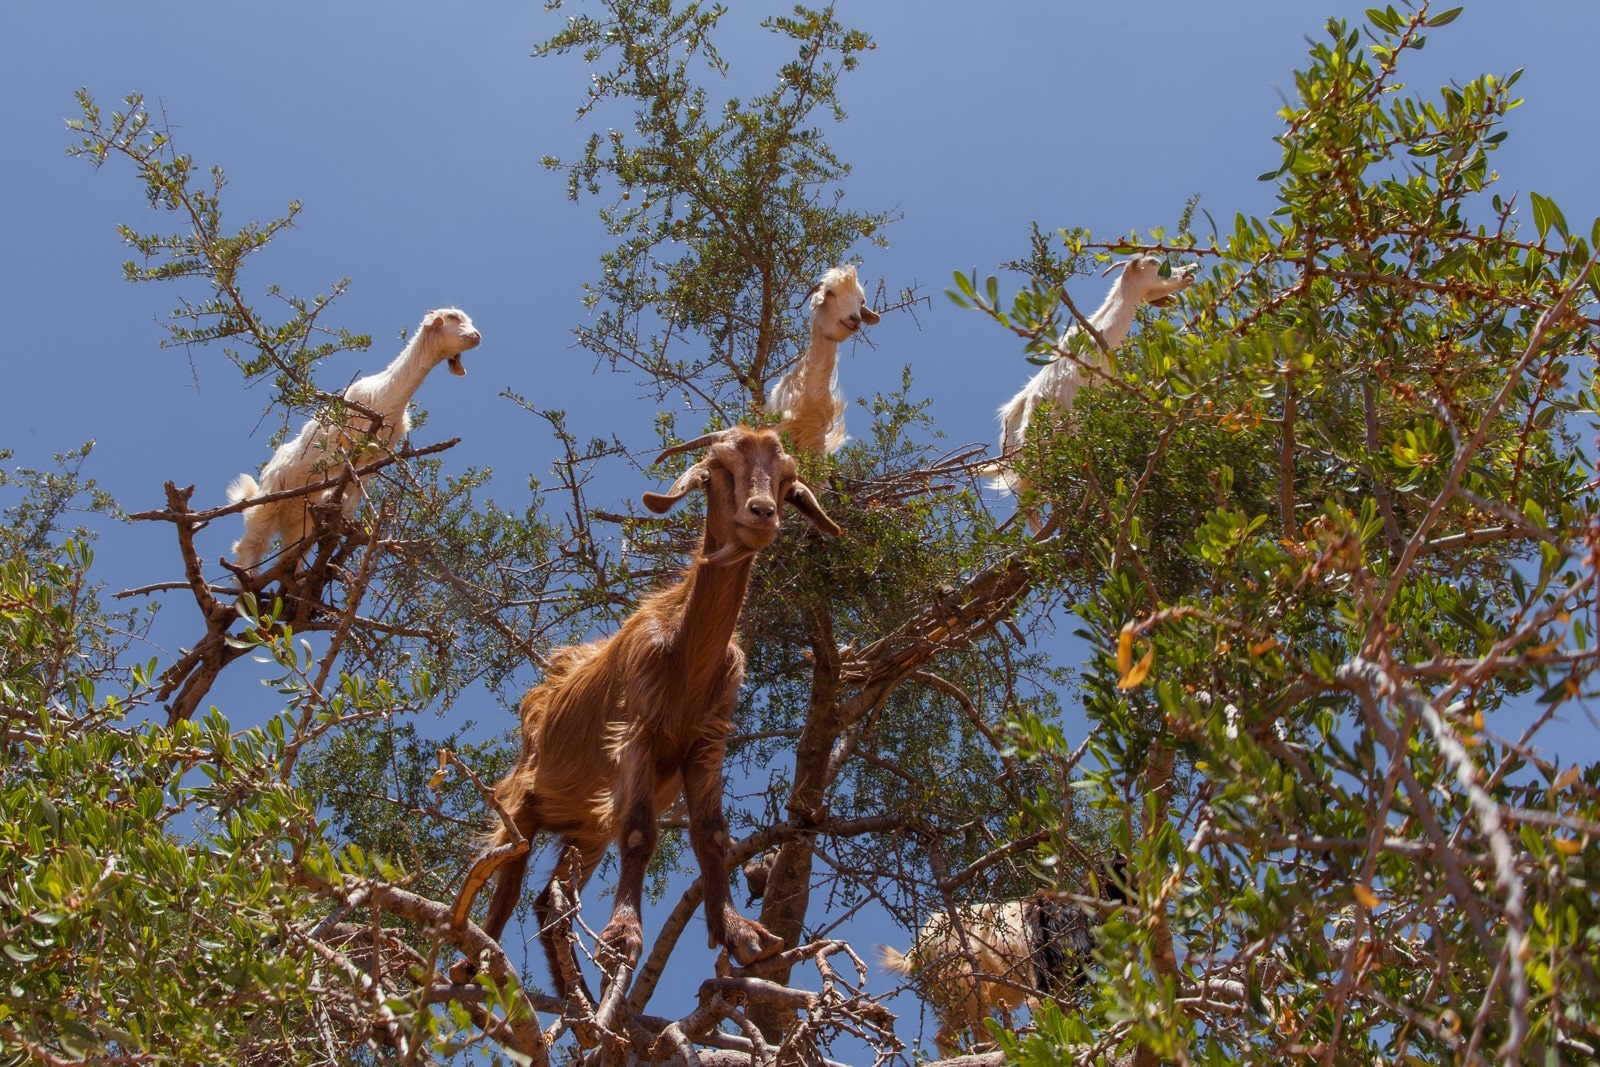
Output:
[
  {"xmin": 745, "ymin": 495, "xmax": 777, "ymax": 522},
  {"xmin": 446, "ymin": 332, "xmax": 483, "ymax": 377}
]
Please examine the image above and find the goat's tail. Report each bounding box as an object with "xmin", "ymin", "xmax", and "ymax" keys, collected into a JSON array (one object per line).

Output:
[
  {"xmin": 986, "ymin": 392, "xmax": 1037, "ymax": 495},
  {"xmin": 877, "ymin": 943, "xmax": 916, "ymax": 977},
  {"xmin": 227, "ymin": 473, "xmax": 261, "ymax": 505},
  {"xmin": 982, "ymin": 461, "xmax": 1023, "ymax": 496}
]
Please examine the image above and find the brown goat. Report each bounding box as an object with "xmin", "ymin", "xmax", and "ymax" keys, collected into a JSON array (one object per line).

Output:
[{"xmin": 450, "ymin": 426, "xmax": 840, "ymax": 1006}]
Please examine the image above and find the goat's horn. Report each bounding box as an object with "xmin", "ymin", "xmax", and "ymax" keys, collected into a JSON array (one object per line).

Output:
[
  {"xmin": 1101, "ymin": 259, "xmax": 1134, "ymax": 277},
  {"xmin": 653, "ymin": 429, "xmax": 737, "ymax": 466}
]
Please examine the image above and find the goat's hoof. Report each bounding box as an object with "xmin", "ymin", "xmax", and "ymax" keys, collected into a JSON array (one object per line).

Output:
[
  {"xmin": 725, "ymin": 916, "xmax": 785, "ymax": 966},
  {"xmin": 595, "ymin": 918, "xmax": 643, "ymax": 974},
  {"xmin": 447, "ymin": 959, "xmax": 478, "ymax": 985}
]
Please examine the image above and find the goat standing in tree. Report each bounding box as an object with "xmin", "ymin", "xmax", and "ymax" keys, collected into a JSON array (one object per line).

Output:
[
  {"xmin": 990, "ymin": 256, "xmax": 1196, "ymax": 528},
  {"xmin": 879, "ymin": 866, "xmax": 1126, "ymax": 1056},
  {"xmin": 228, "ymin": 307, "xmax": 482, "ymax": 575},
  {"xmin": 450, "ymin": 426, "xmax": 840, "ymax": 1017},
  {"xmin": 765, "ymin": 264, "xmax": 881, "ymax": 455}
]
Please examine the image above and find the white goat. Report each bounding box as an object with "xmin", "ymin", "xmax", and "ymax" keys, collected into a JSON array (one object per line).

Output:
[
  {"xmin": 990, "ymin": 256, "xmax": 1197, "ymax": 524},
  {"xmin": 228, "ymin": 308, "xmax": 482, "ymax": 575},
  {"xmin": 765, "ymin": 264, "xmax": 881, "ymax": 455},
  {"xmin": 879, "ymin": 892, "xmax": 1104, "ymax": 1056}
]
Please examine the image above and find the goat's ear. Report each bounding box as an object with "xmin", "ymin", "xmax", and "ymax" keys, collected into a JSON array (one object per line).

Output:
[
  {"xmin": 860, "ymin": 306, "xmax": 881, "ymax": 325},
  {"xmin": 785, "ymin": 480, "xmax": 841, "ymax": 537},
  {"xmin": 642, "ymin": 464, "xmax": 709, "ymax": 513},
  {"xmin": 422, "ymin": 311, "xmax": 441, "ymax": 330}
]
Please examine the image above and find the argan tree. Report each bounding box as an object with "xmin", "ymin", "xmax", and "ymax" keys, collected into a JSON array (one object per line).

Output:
[
  {"xmin": 3, "ymin": 3, "xmax": 1598, "ymax": 1066},
  {"xmin": 963, "ymin": 7, "xmax": 1600, "ymax": 1064}
]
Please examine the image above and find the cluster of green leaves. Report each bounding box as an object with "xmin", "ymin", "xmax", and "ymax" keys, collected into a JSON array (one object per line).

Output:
[
  {"xmin": 537, "ymin": 0, "xmax": 891, "ymax": 414},
  {"xmin": 0, "ymin": 531, "xmax": 531, "ymax": 1063},
  {"xmin": 67, "ymin": 91, "xmax": 370, "ymax": 415},
  {"xmin": 969, "ymin": 6, "xmax": 1600, "ymax": 1063},
  {"xmin": 0, "ymin": 520, "xmax": 326, "ymax": 1061}
]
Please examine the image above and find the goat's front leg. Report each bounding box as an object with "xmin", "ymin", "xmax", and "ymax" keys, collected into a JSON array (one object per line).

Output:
[
  {"xmin": 683, "ymin": 748, "xmax": 784, "ymax": 966},
  {"xmin": 596, "ymin": 751, "xmax": 657, "ymax": 978}
]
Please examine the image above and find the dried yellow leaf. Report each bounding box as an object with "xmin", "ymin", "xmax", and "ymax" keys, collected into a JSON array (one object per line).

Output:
[
  {"xmin": 1552, "ymin": 837, "xmax": 1583, "ymax": 856},
  {"xmin": 1553, "ymin": 765, "xmax": 1582, "ymax": 792},
  {"xmin": 1117, "ymin": 623, "xmax": 1135, "ymax": 676},
  {"xmin": 1249, "ymin": 636, "xmax": 1280, "ymax": 656},
  {"xmin": 1118, "ymin": 646, "xmax": 1155, "ymax": 690},
  {"xmin": 1353, "ymin": 883, "xmax": 1379, "ymax": 909}
]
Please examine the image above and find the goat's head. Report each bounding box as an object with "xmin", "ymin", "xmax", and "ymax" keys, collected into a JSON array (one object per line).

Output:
[
  {"xmin": 809, "ymin": 264, "xmax": 881, "ymax": 343},
  {"xmin": 419, "ymin": 307, "xmax": 484, "ymax": 377},
  {"xmin": 643, "ymin": 426, "xmax": 841, "ymax": 563},
  {"xmin": 1102, "ymin": 256, "xmax": 1199, "ymax": 308}
]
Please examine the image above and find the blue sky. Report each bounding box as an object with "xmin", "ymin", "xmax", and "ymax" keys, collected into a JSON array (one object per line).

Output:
[{"xmin": 4, "ymin": 1, "xmax": 1598, "ymax": 1054}]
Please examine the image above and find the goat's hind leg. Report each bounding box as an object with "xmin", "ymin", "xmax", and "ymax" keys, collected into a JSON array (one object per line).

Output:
[
  {"xmin": 231, "ymin": 501, "xmax": 276, "ymax": 577},
  {"xmin": 535, "ymin": 842, "xmax": 602, "ymax": 1010}
]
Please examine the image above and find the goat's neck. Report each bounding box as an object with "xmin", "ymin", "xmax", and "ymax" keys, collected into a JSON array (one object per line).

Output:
[
  {"xmin": 358, "ymin": 338, "xmax": 439, "ymax": 417},
  {"xmin": 1080, "ymin": 281, "xmax": 1144, "ymax": 357},
  {"xmin": 789, "ymin": 319, "xmax": 842, "ymax": 406},
  {"xmin": 671, "ymin": 545, "xmax": 755, "ymax": 694}
]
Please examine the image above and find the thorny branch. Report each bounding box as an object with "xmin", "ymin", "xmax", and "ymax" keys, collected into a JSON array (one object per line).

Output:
[{"xmin": 123, "ymin": 440, "xmax": 459, "ymax": 722}]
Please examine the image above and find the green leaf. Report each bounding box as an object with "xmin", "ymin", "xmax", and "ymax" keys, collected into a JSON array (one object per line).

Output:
[
  {"xmin": 1426, "ymin": 6, "xmax": 1463, "ymax": 26},
  {"xmin": 1530, "ymin": 190, "xmax": 1567, "ymax": 241}
]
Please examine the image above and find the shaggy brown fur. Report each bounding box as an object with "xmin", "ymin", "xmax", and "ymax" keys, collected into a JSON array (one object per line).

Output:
[{"xmin": 451, "ymin": 426, "xmax": 840, "ymax": 1001}]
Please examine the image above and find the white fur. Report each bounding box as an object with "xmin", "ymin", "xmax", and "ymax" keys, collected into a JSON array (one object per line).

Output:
[
  {"xmin": 991, "ymin": 256, "xmax": 1197, "ymax": 527},
  {"xmin": 229, "ymin": 308, "xmax": 482, "ymax": 575},
  {"xmin": 765, "ymin": 264, "xmax": 881, "ymax": 455},
  {"xmin": 879, "ymin": 900, "xmax": 1037, "ymax": 1057}
]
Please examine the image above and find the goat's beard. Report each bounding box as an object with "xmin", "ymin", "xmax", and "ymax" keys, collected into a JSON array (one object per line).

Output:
[{"xmin": 699, "ymin": 542, "xmax": 759, "ymax": 567}]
